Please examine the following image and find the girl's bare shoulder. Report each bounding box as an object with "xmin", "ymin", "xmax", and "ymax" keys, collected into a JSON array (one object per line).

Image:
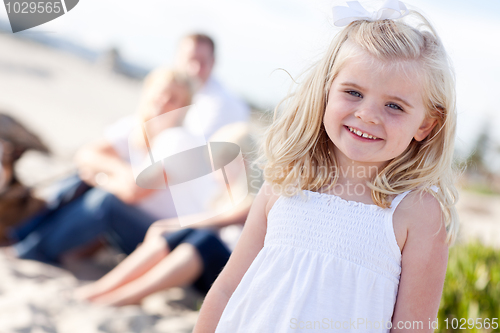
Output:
[
  {"xmin": 394, "ymin": 190, "xmax": 446, "ymax": 251},
  {"xmin": 401, "ymin": 190, "xmax": 442, "ymax": 224},
  {"xmin": 255, "ymin": 181, "xmax": 281, "ymax": 218}
]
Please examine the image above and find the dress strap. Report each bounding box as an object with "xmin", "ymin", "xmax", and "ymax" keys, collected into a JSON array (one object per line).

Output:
[
  {"xmin": 384, "ymin": 186, "xmax": 440, "ymax": 259},
  {"xmin": 388, "ymin": 186, "xmax": 439, "ymax": 214},
  {"xmin": 388, "ymin": 190, "xmax": 412, "ymax": 214},
  {"xmin": 385, "ymin": 190, "xmax": 412, "ymax": 259}
]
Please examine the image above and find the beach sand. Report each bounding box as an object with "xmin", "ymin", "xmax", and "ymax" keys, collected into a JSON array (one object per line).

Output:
[{"xmin": 0, "ymin": 249, "xmax": 200, "ymax": 333}]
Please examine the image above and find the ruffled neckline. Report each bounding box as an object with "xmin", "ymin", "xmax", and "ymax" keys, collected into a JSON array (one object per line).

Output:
[{"xmin": 302, "ymin": 189, "xmax": 384, "ymax": 211}]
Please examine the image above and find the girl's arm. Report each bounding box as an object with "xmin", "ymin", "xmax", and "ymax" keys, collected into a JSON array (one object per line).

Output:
[
  {"xmin": 391, "ymin": 192, "xmax": 448, "ymax": 332},
  {"xmin": 193, "ymin": 182, "xmax": 278, "ymax": 333},
  {"xmin": 74, "ymin": 139, "xmax": 155, "ymax": 203}
]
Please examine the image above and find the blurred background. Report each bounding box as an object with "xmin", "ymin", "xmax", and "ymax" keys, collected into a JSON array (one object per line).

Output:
[{"xmin": 0, "ymin": 0, "xmax": 499, "ymax": 332}]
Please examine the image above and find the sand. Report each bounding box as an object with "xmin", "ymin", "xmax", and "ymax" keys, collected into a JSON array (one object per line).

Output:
[{"xmin": 0, "ymin": 249, "xmax": 200, "ymax": 333}]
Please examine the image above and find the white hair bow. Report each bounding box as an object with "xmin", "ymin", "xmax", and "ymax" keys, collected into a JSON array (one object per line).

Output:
[{"xmin": 332, "ymin": 0, "xmax": 409, "ymax": 27}]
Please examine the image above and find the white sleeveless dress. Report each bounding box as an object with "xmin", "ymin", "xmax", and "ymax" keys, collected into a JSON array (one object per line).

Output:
[{"xmin": 215, "ymin": 189, "xmax": 414, "ymax": 333}]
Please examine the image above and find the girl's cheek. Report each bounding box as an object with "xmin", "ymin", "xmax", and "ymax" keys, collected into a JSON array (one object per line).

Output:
[{"xmin": 322, "ymin": 109, "xmax": 332, "ymax": 126}]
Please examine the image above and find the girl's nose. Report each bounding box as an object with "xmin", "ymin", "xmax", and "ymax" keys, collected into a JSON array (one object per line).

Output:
[{"xmin": 353, "ymin": 103, "xmax": 381, "ymax": 124}]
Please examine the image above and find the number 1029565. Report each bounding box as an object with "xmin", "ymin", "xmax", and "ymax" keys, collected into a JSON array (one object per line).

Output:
[
  {"xmin": 5, "ymin": 1, "xmax": 62, "ymax": 14},
  {"xmin": 444, "ymin": 318, "xmax": 498, "ymax": 330}
]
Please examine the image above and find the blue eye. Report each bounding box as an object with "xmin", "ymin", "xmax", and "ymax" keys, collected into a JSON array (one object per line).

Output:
[
  {"xmin": 387, "ymin": 103, "xmax": 404, "ymax": 111},
  {"xmin": 346, "ymin": 90, "xmax": 362, "ymax": 98}
]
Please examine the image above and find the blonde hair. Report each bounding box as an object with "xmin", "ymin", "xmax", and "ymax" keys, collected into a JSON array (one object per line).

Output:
[
  {"xmin": 257, "ymin": 12, "xmax": 459, "ymax": 245},
  {"xmin": 138, "ymin": 67, "xmax": 195, "ymax": 123}
]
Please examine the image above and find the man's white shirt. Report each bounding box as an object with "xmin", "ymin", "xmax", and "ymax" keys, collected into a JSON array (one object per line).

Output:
[{"xmin": 183, "ymin": 77, "xmax": 250, "ymax": 140}]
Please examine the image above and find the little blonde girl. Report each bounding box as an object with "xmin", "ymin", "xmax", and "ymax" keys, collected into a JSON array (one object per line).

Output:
[{"xmin": 194, "ymin": 1, "xmax": 458, "ymax": 332}]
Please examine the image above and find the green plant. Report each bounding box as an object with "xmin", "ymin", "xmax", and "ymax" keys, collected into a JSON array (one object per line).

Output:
[{"xmin": 437, "ymin": 242, "xmax": 500, "ymax": 332}]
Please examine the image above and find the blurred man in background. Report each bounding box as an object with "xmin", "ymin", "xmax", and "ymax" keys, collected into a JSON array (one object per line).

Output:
[{"xmin": 175, "ymin": 34, "xmax": 250, "ymax": 139}]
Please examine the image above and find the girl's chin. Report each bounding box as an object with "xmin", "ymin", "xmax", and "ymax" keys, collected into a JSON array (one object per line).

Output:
[{"xmin": 335, "ymin": 151, "xmax": 388, "ymax": 166}]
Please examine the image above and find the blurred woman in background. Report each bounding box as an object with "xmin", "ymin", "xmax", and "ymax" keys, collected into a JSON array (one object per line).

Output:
[
  {"xmin": 9, "ymin": 68, "xmax": 199, "ymax": 263},
  {"xmin": 76, "ymin": 122, "xmax": 257, "ymax": 306}
]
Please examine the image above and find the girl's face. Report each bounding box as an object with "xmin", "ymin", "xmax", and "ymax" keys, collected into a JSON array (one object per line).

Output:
[{"xmin": 323, "ymin": 53, "xmax": 436, "ymax": 170}]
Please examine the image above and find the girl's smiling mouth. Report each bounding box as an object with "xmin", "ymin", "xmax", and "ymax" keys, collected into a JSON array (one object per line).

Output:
[{"xmin": 344, "ymin": 125, "xmax": 382, "ymax": 141}]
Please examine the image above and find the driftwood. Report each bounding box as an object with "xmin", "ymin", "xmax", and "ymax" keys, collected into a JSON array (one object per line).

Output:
[
  {"xmin": 0, "ymin": 177, "xmax": 46, "ymax": 244},
  {"xmin": 0, "ymin": 113, "xmax": 49, "ymax": 244}
]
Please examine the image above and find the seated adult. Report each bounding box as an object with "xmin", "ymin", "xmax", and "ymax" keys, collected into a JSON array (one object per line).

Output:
[
  {"xmin": 174, "ymin": 33, "xmax": 250, "ymax": 139},
  {"xmin": 9, "ymin": 68, "xmax": 199, "ymax": 263},
  {"xmin": 76, "ymin": 123, "xmax": 258, "ymax": 306}
]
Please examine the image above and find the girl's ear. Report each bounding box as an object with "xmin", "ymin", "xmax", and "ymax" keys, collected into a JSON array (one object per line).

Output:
[{"xmin": 414, "ymin": 116, "xmax": 437, "ymax": 142}]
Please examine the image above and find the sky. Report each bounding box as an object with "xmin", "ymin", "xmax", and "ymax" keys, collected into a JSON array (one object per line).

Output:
[{"xmin": 2, "ymin": 0, "xmax": 500, "ymax": 155}]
